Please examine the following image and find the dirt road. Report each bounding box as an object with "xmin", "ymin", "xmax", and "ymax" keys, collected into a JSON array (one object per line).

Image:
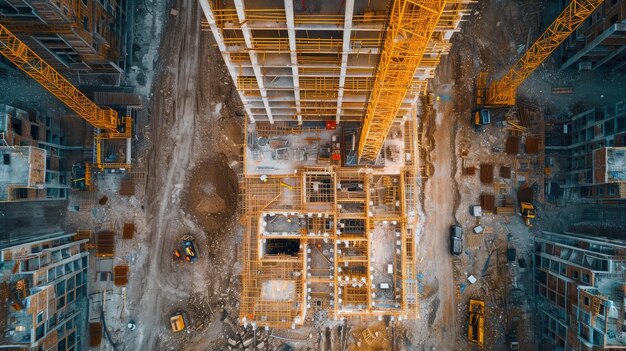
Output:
[
  {"xmin": 131, "ymin": 2, "xmax": 202, "ymax": 349},
  {"xmin": 122, "ymin": 1, "xmax": 246, "ymax": 349}
]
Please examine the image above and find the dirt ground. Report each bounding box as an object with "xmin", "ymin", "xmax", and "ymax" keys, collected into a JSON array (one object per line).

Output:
[
  {"xmin": 127, "ymin": 1, "xmax": 245, "ymax": 349},
  {"xmin": 399, "ymin": 1, "xmax": 543, "ymax": 350}
]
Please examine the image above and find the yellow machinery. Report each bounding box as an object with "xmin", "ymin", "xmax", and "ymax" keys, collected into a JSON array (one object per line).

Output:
[
  {"xmin": 520, "ymin": 202, "xmax": 536, "ymax": 226},
  {"xmin": 468, "ymin": 299, "xmax": 485, "ymax": 348},
  {"xmin": 476, "ymin": 0, "xmax": 604, "ymax": 107},
  {"xmin": 357, "ymin": 0, "xmax": 446, "ymax": 163},
  {"xmin": 0, "ymin": 23, "xmax": 131, "ymax": 171},
  {"xmin": 169, "ymin": 312, "xmax": 186, "ymax": 332}
]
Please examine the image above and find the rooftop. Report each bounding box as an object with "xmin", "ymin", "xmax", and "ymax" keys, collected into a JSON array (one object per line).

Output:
[{"xmin": 0, "ymin": 146, "xmax": 46, "ymax": 201}]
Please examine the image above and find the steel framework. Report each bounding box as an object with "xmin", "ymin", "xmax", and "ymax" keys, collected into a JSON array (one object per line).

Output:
[
  {"xmin": 0, "ymin": 23, "xmax": 132, "ymax": 171},
  {"xmin": 358, "ymin": 0, "xmax": 446, "ymax": 163},
  {"xmin": 476, "ymin": 0, "xmax": 605, "ymax": 107},
  {"xmin": 239, "ymin": 120, "xmax": 420, "ymax": 328}
]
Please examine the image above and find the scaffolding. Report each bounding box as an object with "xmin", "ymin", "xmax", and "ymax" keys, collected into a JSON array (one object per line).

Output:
[
  {"xmin": 201, "ymin": 0, "xmax": 472, "ymax": 123},
  {"xmin": 239, "ymin": 120, "xmax": 420, "ymax": 328}
]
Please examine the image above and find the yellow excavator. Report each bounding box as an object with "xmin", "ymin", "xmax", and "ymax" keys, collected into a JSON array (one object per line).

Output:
[{"xmin": 468, "ymin": 299, "xmax": 485, "ymax": 348}]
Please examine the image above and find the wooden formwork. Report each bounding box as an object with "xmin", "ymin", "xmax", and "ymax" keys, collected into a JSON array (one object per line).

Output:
[{"xmin": 239, "ymin": 164, "xmax": 419, "ymax": 327}]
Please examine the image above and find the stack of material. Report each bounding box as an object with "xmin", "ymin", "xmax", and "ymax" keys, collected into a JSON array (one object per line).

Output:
[
  {"xmin": 96, "ymin": 231, "xmax": 115, "ymax": 258},
  {"xmin": 480, "ymin": 164, "xmax": 494, "ymax": 184},
  {"xmin": 500, "ymin": 166, "xmax": 511, "ymax": 179},
  {"xmin": 119, "ymin": 179, "xmax": 135, "ymax": 196},
  {"xmin": 89, "ymin": 323, "xmax": 103, "ymax": 347},
  {"xmin": 480, "ymin": 193, "xmax": 495, "ymax": 213},
  {"xmin": 123, "ymin": 223, "xmax": 135, "ymax": 239},
  {"xmin": 506, "ymin": 136, "xmax": 519, "ymax": 155},
  {"xmin": 114, "ymin": 265, "xmax": 129, "ymax": 286},
  {"xmin": 525, "ymin": 137, "xmax": 541, "ymax": 154}
]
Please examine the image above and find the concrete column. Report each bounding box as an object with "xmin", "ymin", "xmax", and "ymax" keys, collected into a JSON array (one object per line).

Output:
[
  {"xmin": 335, "ymin": 0, "xmax": 355, "ymax": 124},
  {"xmin": 234, "ymin": 0, "xmax": 275, "ymax": 123},
  {"xmin": 284, "ymin": 0, "xmax": 302, "ymax": 125},
  {"xmin": 198, "ymin": 0, "xmax": 255, "ymax": 123}
]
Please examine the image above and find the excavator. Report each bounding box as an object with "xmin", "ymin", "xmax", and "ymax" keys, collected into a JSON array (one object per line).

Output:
[{"xmin": 518, "ymin": 183, "xmax": 536, "ymax": 226}]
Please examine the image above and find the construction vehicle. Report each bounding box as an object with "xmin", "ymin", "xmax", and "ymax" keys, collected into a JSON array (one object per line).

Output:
[
  {"xmin": 476, "ymin": 0, "xmax": 604, "ymax": 107},
  {"xmin": 173, "ymin": 249, "xmax": 182, "ymax": 260},
  {"xmin": 472, "ymin": 109, "xmax": 491, "ymax": 129},
  {"xmin": 182, "ymin": 235, "xmax": 197, "ymax": 263},
  {"xmin": 170, "ymin": 312, "xmax": 186, "ymax": 332},
  {"xmin": 520, "ymin": 202, "xmax": 536, "ymax": 226},
  {"xmin": 450, "ymin": 225, "xmax": 463, "ymax": 255},
  {"xmin": 468, "ymin": 299, "xmax": 485, "ymax": 348},
  {"xmin": 280, "ymin": 181, "xmax": 294, "ymax": 190},
  {"xmin": 0, "ymin": 23, "xmax": 132, "ymax": 174}
]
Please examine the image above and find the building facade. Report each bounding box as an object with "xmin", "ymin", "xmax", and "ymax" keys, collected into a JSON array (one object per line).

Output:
[
  {"xmin": 200, "ymin": 0, "xmax": 472, "ymax": 124},
  {"xmin": 534, "ymin": 231, "xmax": 626, "ymax": 350},
  {"xmin": 0, "ymin": 0, "xmax": 128, "ymax": 78},
  {"xmin": 561, "ymin": 0, "xmax": 626, "ymax": 71},
  {"xmin": 546, "ymin": 99, "xmax": 626, "ymax": 202},
  {"xmin": 0, "ymin": 232, "xmax": 89, "ymax": 351},
  {"xmin": 0, "ymin": 104, "xmax": 70, "ymax": 202}
]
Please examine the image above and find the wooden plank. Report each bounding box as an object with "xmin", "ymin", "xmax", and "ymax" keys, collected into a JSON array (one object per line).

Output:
[
  {"xmin": 89, "ymin": 322, "xmax": 102, "ymax": 347},
  {"xmin": 114, "ymin": 265, "xmax": 129, "ymax": 286},
  {"xmin": 480, "ymin": 193, "xmax": 495, "ymax": 213},
  {"xmin": 96, "ymin": 231, "xmax": 115, "ymax": 258},
  {"xmin": 480, "ymin": 164, "xmax": 494, "ymax": 184},
  {"xmin": 122, "ymin": 223, "xmax": 134, "ymax": 240}
]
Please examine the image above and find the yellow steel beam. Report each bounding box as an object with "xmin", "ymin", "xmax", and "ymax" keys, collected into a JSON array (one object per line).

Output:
[
  {"xmin": 358, "ymin": 0, "xmax": 446, "ymax": 163},
  {"xmin": 479, "ymin": 0, "xmax": 604, "ymax": 106},
  {"xmin": 0, "ymin": 23, "xmax": 118, "ymax": 131}
]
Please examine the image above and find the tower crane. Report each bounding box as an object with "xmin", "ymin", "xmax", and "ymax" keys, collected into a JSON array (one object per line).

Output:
[
  {"xmin": 357, "ymin": 0, "xmax": 446, "ymax": 163},
  {"xmin": 0, "ymin": 23, "xmax": 131, "ymax": 175},
  {"xmin": 476, "ymin": 0, "xmax": 605, "ymax": 107}
]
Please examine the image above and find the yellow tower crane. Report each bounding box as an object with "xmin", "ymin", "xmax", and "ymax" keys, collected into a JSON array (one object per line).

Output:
[
  {"xmin": 0, "ymin": 23, "xmax": 131, "ymax": 171},
  {"xmin": 476, "ymin": 0, "xmax": 605, "ymax": 107},
  {"xmin": 357, "ymin": 0, "xmax": 446, "ymax": 163}
]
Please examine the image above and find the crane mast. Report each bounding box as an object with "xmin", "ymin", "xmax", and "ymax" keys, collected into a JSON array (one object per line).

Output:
[
  {"xmin": 476, "ymin": 0, "xmax": 605, "ymax": 107},
  {"xmin": 358, "ymin": 0, "xmax": 446, "ymax": 163},
  {"xmin": 0, "ymin": 23, "xmax": 119, "ymax": 131},
  {"xmin": 0, "ymin": 23, "xmax": 132, "ymax": 171}
]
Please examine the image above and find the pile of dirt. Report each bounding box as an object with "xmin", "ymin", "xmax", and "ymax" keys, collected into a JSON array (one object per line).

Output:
[{"xmin": 183, "ymin": 154, "xmax": 239, "ymax": 232}]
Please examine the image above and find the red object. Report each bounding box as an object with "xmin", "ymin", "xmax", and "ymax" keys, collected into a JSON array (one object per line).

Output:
[
  {"xmin": 331, "ymin": 152, "xmax": 341, "ymax": 161},
  {"xmin": 325, "ymin": 121, "xmax": 337, "ymax": 130}
]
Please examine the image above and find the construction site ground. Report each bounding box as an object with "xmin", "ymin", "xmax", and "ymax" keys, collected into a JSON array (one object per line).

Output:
[{"xmin": 3, "ymin": 0, "xmax": 626, "ymax": 350}]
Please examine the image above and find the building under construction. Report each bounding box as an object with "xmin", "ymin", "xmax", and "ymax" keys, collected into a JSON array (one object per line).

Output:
[
  {"xmin": 201, "ymin": 0, "xmax": 472, "ymax": 328},
  {"xmin": 545, "ymin": 99, "xmax": 626, "ymax": 202},
  {"xmin": 0, "ymin": 0, "xmax": 129, "ymax": 80},
  {"xmin": 0, "ymin": 104, "xmax": 72, "ymax": 202},
  {"xmin": 534, "ymin": 231, "xmax": 626, "ymax": 350},
  {"xmin": 0, "ymin": 232, "xmax": 89, "ymax": 351}
]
